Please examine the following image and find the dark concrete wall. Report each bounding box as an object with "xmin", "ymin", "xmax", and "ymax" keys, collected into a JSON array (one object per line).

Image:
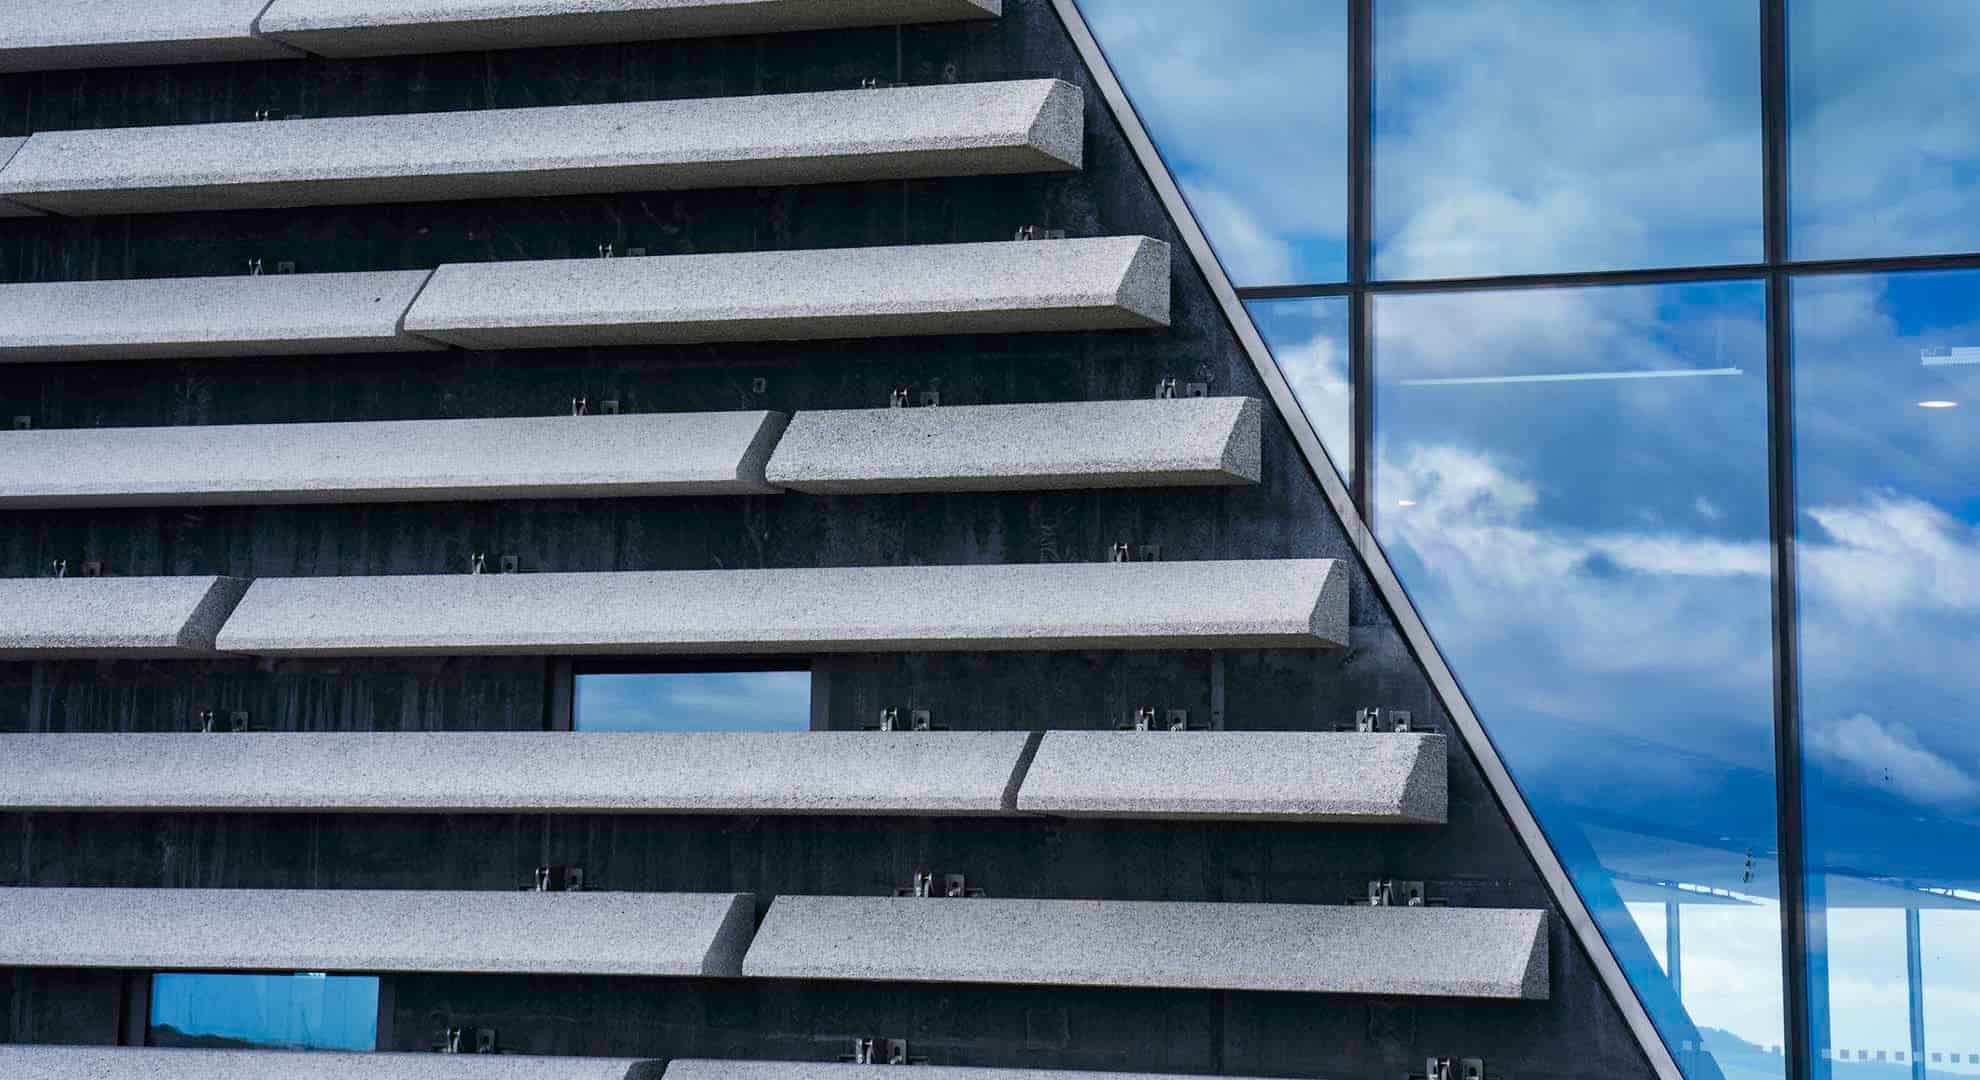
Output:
[{"xmin": 0, "ymin": 3, "xmax": 1656, "ymax": 1077}]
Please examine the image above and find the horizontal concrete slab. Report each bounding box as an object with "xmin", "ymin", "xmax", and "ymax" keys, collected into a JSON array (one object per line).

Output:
[
  {"xmin": 0, "ymin": 887, "xmax": 756, "ymax": 976},
  {"xmin": 0, "ymin": 1047, "xmax": 665, "ymax": 1080},
  {"xmin": 260, "ymin": 0, "xmax": 1001, "ymax": 57},
  {"xmin": 1016, "ymin": 731, "xmax": 1447, "ymax": 823},
  {"xmin": 765, "ymin": 396, "xmax": 1261, "ymax": 494},
  {"xmin": 0, "ymin": 411, "xmax": 788, "ymax": 507},
  {"xmin": 0, "ymin": 731, "xmax": 1039, "ymax": 815},
  {"xmin": 0, "ymin": 139, "xmax": 39, "ymax": 217},
  {"xmin": 212, "ymin": 559, "xmax": 1347, "ymax": 656},
  {"xmin": 0, "ymin": 576, "xmax": 249, "ymax": 658},
  {"xmin": 0, "ymin": 81, "xmax": 1080, "ymax": 216},
  {"xmin": 666, "ymin": 1063, "xmax": 1297, "ymax": 1080},
  {"xmin": 742, "ymin": 896, "xmax": 1549, "ymax": 999},
  {"xmin": 0, "ymin": 271, "xmax": 440, "ymax": 364},
  {"xmin": 0, "ymin": 2, "xmax": 297, "ymax": 73},
  {"xmin": 402, "ymin": 237, "xmax": 1171, "ymax": 349}
]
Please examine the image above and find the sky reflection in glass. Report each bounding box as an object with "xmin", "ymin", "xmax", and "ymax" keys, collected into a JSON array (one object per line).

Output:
[
  {"xmin": 1374, "ymin": 281, "xmax": 1782, "ymax": 1078},
  {"xmin": 1792, "ymin": 270, "xmax": 1980, "ymax": 1077},
  {"xmin": 574, "ymin": 670, "xmax": 810, "ymax": 732},
  {"xmin": 1790, "ymin": 1, "xmax": 1980, "ymax": 262},
  {"xmin": 1075, "ymin": 0, "xmax": 1347, "ymax": 286},
  {"xmin": 149, "ymin": 973, "xmax": 378, "ymax": 1052},
  {"xmin": 1247, "ymin": 296, "xmax": 1352, "ymax": 480},
  {"xmin": 1373, "ymin": 0, "xmax": 1762, "ymax": 280}
]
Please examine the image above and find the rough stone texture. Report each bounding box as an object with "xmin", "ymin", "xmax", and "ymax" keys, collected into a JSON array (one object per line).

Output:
[
  {"xmin": 742, "ymin": 896, "xmax": 1550, "ymax": 999},
  {"xmin": 0, "ymin": 1, "xmax": 298, "ymax": 73},
  {"xmin": 0, "ymin": 81, "xmax": 1081, "ymax": 216},
  {"xmin": 0, "ymin": 731, "xmax": 1039, "ymax": 815},
  {"xmin": 1015, "ymin": 731, "xmax": 1448, "ymax": 823},
  {"xmin": 212, "ymin": 560, "xmax": 1348, "ymax": 656},
  {"xmin": 402, "ymin": 238, "xmax": 1171, "ymax": 349},
  {"xmin": 0, "ymin": 576, "xmax": 249, "ymax": 658},
  {"xmin": 0, "ymin": 887, "xmax": 757, "ymax": 976},
  {"xmin": 666, "ymin": 1064, "xmax": 1284, "ymax": 1080},
  {"xmin": 0, "ymin": 411, "xmax": 790, "ymax": 507},
  {"xmin": 0, "ymin": 1046, "xmax": 666, "ymax": 1080},
  {"xmin": 0, "ymin": 139, "xmax": 38, "ymax": 217},
  {"xmin": 0, "ymin": 271, "xmax": 441, "ymax": 364},
  {"xmin": 259, "ymin": 0, "xmax": 1002, "ymax": 57},
  {"xmin": 765, "ymin": 396, "xmax": 1260, "ymax": 494}
]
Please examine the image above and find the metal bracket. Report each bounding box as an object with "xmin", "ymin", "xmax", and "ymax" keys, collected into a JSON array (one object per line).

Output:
[
  {"xmin": 869, "ymin": 707, "xmax": 943, "ymax": 732},
  {"xmin": 1155, "ymin": 378, "xmax": 1209, "ymax": 399},
  {"xmin": 895, "ymin": 870, "xmax": 983, "ymax": 899},
  {"xmin": 841, "ymin": 1038, "xmax": 925, "ymax": 1066},
  {"xmin": 468, "ymin": 554, "xmax": 522, "ymax": 575},
  {"xmin": 1013, "ymin": 225, "xmax": 1067, "ymax": 241},
  {"xmin": 572, "ymin": 397, "xmax": 620, "ymax": 416},
  {"xmin": 1361, "ymin": 879, "xmax": 1427, "ymax": 908},
  {"xmin": 1118, "ymin": 706, "xmax": 1205, "ymax": 732},
  {"xmin": 77, "ymin": 560, "xmax": 105, "ymax": 578},
  {"xmin": 889, "ymin": 386, "xmax": 940, "ymax": 408},
  {"xmin": 197, "ymin": 709, "xmax": 252, "ymax": 733},
  {"xmin": 11, "ymin": 415, "xmax": 30, "ymax": 430},
  {"xmin": 859, "ymin": 77, "xmax": 900, "ymax": 90},
  {"xmin": 1348, "ymin": 707, "xmax": 1421, "ymax": 734},
  {"xmin": 433, "ymin": 1027, "xmax": 501, "ymax": 1055},
  {"xmin": 523, "ymin": 865, "xmax": 587, "ymax": 893},
  {"xmin": 597, "ymin": 243, "xmax": 615, "ymax": 259},
  {"xmin": 1411, "ymin": 1058, "xmax": 1485, "ymax": 1080},
  {"xmin": 1109, "ymin": 542, "xmax": 1162, "ymax": 563},
  {"xmin": 48, "ymin": 559, "xmax": 66, "ymax": 578}
]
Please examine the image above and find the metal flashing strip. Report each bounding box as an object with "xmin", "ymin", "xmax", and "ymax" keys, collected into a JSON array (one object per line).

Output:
[{"xmin": 1047, "ymin": 1, "xmax": 1681, "ymax": 1075}]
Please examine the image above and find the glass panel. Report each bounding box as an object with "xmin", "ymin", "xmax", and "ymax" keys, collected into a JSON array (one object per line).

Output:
[
  {"xmin": 1373, "ymin": 0, "xmax": 1763, "ymax": 280},
  {"xmin": 1076, "ymin": 0, "xmax": 1348, "ymax": 286},
  {"xmin": 574, "ymin": 670, "xmax": 811, "ymax": 732},
  {"xmin": 1791, "ymin": 270, "xmax": 1980, "ymax": 1079},
  {"xmin": 149, "ymin": 973, "xmax": 378, "ymax": 1052},
  {"xmin": 1789, "ymin": 2, "xmax": 1980, "ymax": 262},
  {"xmin": 1374, "ymin": 281, "xmax": 1781, "ymax": 1079},
  {"xmin": 1247, "ymin": 296, "xmax": 1352, "ymax": 479}
]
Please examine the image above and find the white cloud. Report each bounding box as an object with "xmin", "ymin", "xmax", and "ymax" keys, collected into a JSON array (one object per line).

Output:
[{"xmin": 1808, "ymin": 713, "xmax": 1980, "ymax": 810}]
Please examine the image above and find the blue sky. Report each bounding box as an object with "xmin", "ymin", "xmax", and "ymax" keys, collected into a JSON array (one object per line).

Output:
[{"xmin": 574, "ymin": 670, "xmax": 810, "ymax": 732}]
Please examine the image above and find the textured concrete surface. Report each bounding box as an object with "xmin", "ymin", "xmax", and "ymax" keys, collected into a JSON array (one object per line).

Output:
[
  {"xmin": 260, "ymin": 0, "xmax": 1002, "ymax": 56},
  {"xmin": 742, "ymin": 896, "xmax": 1549, "ymax": 999},
  {"xmin": 1016, "ymin": 731, "xmax": 1448, "ymax": 823},
  {"xmin": 0, "ymin": 139, "xmax": 39, "ymax": 217},
  {"xmin": 0, "ymin": 82, "xmax": 1081, "ymax": 216},
  {"xmin": 0, "ymin": 1046, "xmax": 665, "ymax": 1080},
  {"xmin": 765, "ymin": 396, "xmax": 1260, "ymax": 494},
  {"xmin": 0, "ymin": 887, "xmax": 756, "ymax": 976},
  {"xmin": 0, "ymin": 411, "xmax": 789, "ymax": 507},
  {"xmin": 0, "ymin": 731, "xmax": 1038, "ymax": 815},
  {"xmin": 0, "ymin": 576, "xmax": 249, "ymax": 658},
  {"xmin": 0, "ymin": 271, "xmax": 441, "ymax": 363},
  {"xmin": 0, "ymin": 2, "xmax": 298, "ymax": 73},
  {"xmin": 666, "ymin": 1063, "xmax": 1292, "ymax": 1080},
  {"xmin": 403, "ymin": 238, "xmax": 1171, "ymax": 349},
  {"xmin": 212, "ymin": 560, "xmax": 1348, "ymax": 656}
]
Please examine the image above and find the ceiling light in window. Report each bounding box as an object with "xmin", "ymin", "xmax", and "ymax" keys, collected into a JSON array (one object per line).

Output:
[
  {"xmin": 1917, "ymin": 400, "xmax": 1959, "ymax": 409},
  {"xmin": 1396, "ymin": 499, "xmax": 1419, "ymax": 507}
]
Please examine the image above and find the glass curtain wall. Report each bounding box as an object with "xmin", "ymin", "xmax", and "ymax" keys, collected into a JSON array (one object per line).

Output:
[{"xmin": 1078, "ymin": 0, "xmax": 1980, "ymax": 1077}]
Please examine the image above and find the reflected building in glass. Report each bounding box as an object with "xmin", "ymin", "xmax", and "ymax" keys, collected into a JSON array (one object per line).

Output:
[{"xmin": 1082, "ymin": 1, "xmax": 1980, "ymax": 1078}]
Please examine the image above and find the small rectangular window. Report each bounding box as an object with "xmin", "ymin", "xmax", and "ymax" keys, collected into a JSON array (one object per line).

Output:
[
  {"xmin": 149, "ymin": 972, "xmax": 379, "ymax": 1052},
  {"xmin": 574, "ymin": 668, "xmax": 811, "ymax": 732}
]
